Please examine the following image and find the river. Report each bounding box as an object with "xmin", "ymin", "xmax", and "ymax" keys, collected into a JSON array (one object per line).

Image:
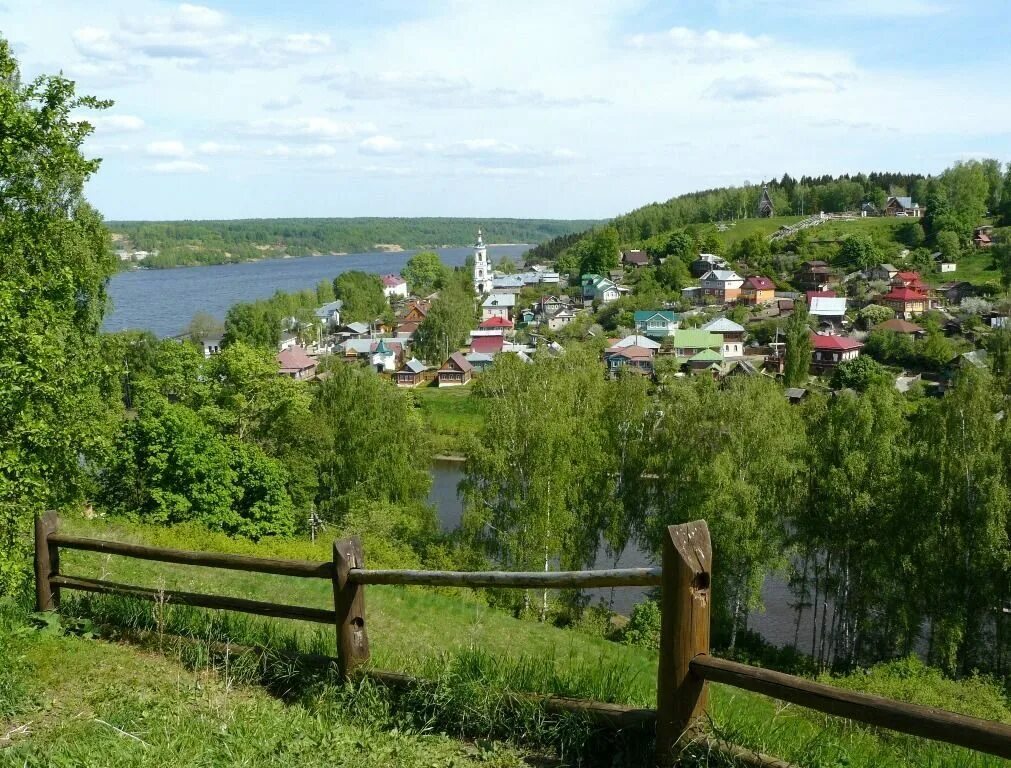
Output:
[
  {"xmin": 104, "ymin": 244, "xmax": 531, "ymax": 337},
  {"xmin": 105, "ymin": 248, "xmax": 813, "ymax": 650}
]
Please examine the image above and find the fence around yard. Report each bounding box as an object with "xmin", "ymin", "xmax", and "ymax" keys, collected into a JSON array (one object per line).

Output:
[{"xmin": 33, "ymin": 512, "xmax": 1011, "ymax": 766}]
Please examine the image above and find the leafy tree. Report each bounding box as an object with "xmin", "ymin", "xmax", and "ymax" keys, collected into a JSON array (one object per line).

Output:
[
  {"xmin": 992, "ymin": 241, "xmax": 1011, "ymax": 293},
  {"xmin": 863, "ymin": 329, "xmax": 915, "ymax": 367},
  {"xmin": 857, "ymin": 304, "xmax": 894, "ymax": 330},
  {"xmin": 414, "ymin": 279, "xmax": 476, "ymax": 364},
  {"xmin": 223, "ymin": 301, "xmax": 280, "ymax": 349},
  {"xmin": 655, "ymin": 256, "xmax": 690, "ymax": 291},
  {"xmin": 186, "ymin": 311, "xmax": 223, "ymax": 344},
  {"xmin": 0, "ymin": 40, "xmax": 116, "ymax": 594},
  {"xmin": 838, "ymin": 234, "xmax": 880, "ymax": 271},
  {"xmin": 333, "ymin": 270, "xmax": 388, "ymax": 324},
  {"xmin": 896, "ymin": 220, "xmax": 925, "ymax": 249},
  {"xmin": 999, "ymin": 166, "xmax": 1011, "ymax": 225},
  {"xmin": 783, "ymin": 301, "xmax": 812, "ymax": 387},
  {"xmin": 914, "ymin": 326, "xmax": 955, "ymax": 371},
  {"xmin": 732, "ymin": 233, "xmax": 772, "ymax": 275},
  {"xmin": 494, "ymin": 254, "xmax": 517, "ymax": 274},
  {"xmin": 313, "ymin": 365, "xmax": 431, "ymax": 521},
  {"xmin": 574, "ymin": 226, "xmax": 620, "ymax": 276},
  {"xmin": 830, "ymin": 356, "xmax": 891, "ymax": 391},
  {"xmin": 936, "ymin": 230, "xmax": 962, "ymax": 263},
  {"xmin": 400, "ymin": 250, "xmax": 449, "ymax": 295}
]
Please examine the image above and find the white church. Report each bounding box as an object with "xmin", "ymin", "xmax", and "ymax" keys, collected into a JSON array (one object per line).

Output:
[{"xmin": 472, "ymin": 228, "xmax": 489, "ymax": 295}]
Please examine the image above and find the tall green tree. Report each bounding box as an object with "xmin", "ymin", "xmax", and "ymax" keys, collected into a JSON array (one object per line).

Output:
[
  {"xmin": 783, "ymin": 301, "xmax": 812, "ymax": 387},
  {"xmin": 838, "ymin": 234, "xmax": 881, "ymax": 271},
  {"xmin": 333, "ymin": 270, "xmax": 388, "ymax": 324},
  {"xmin": 574, "ymin": 226, "xmax": 620, "ymax": 276},
  {"xmin": 400, "ymin": 251, "xmax": 449, "ymax": 295},
  {"xmin": 0, "ymin": 41, "xmax": 116, "ymax": 594},
  {"xmin": 413, "ymin": 279, "xmax": 476, "ymax": 363},
  {"xmin": 223, "ymin": 301, "xmax": 281, "ymax": 349}
]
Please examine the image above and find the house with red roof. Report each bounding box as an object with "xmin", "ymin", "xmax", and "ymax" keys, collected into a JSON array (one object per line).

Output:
[
  {"xmin": 479, "ymin": 316, "xmax": 514, "ymax": 331},
  {"xmin": 603, "ymin": 345, "xmax": 655, "ymax": 376},
  {"xmin": 882, "ymin": 286, "xmax": 932, "ymax": 319},
  {"xmin": 973, "ymin": 231, "xmax": 992, "ymax": 249},
  {"xmin": 381, "ymin": 274, "xmax": 408, "ymax": 299},
  {"xmin": 470, "ymin": 335, "xmax": 504, "ymax": 355},
  {"xmin": 740, "ymin": 276, "xmax": 775, "ymax": 305},
  {"xmin": 892, "ymin": 271, "xmax": 925, "ymax": 289},
  {"xmin": 810, "ymin": 333, "xmax": 862, "ymax": 373},
  {"xmin": 276, "ymin": 346, "xmax": 317, "ymax": 380}
]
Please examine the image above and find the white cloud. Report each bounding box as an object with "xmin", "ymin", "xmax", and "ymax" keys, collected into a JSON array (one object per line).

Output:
[
  {"xmin": 145, "ymin": 140, "xmax": 189, "ymax": 158},
  {"xmin": 432, "ymin": 138, "xmax": 579, "ymax": 167},
  {"xmin": 263, "ymin": 143, "xmax": 338, "ymax": 159},
  {"xmin": 242, "ymin": 117, "xmax": 375, "ymax": 142},
  {"xmin": 708, "ymin": 72, "xmax": 842, "ymax": 101},
  {"xmin": 197, "ymin": 141, "xmax": 241, "ymax": 155},
  {"xmin": 628, "ymin": 27, "xmax": 769, "ymax": 58},
  {"xmin": 263, "ymin": 94, "xmax": 302, "ymax": 111},
  {"xmin": 359, "ymin": 135, "xmax": 404, "ymax": 155},
  {"xmin": 79, "ymin": 114, "xmax": 146, "ymax": 132},
  {"xmin": 148, "ymin": 159, "xmax": 209, "ymax": 173}
]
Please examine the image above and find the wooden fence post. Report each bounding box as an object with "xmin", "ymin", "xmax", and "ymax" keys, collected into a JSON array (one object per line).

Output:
[
  {"xmin": 34, "ymin": 512, "xmax": 61, "ymax": 611},
  {"xmin": 655, "ymin": 520, "xmax": 712, "ymax": 766},
  {"xmin": 332, "ymin": 537, "xmax": 370, "ymax": 679}
]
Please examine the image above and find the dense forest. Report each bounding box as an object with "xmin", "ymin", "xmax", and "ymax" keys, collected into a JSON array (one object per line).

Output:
[{"xmin": 110, "ymin": 217, "xmax": 599, "ymax": 269}]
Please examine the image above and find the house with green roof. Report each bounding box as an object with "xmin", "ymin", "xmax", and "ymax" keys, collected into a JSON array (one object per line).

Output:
[
  {"xmin": 633, "ymin": 310, "xmax": 680, "ymax": 338},
  {"xmin": 581, "ymin": 274, "xmax": 619, "ymax": 304},
  {"xmin": 665, "ymin": 329, "xmax": 723, "ymax": 358}
]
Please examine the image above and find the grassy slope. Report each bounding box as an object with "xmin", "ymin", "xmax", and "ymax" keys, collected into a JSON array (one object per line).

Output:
[
  {"xmin": 34, "ymin": 516, "xmax": 1009, "ymax": 768},
  {"xmin": 714, "ymin": 216, "xmax": 806, "ymax": 246},
  {"xmin": 412, "ymin": 385, "xmax": 486, "ymax": 456},
  {"xmin": 0, "ymin": 623, "xmax": 530, "ymax": 767}
]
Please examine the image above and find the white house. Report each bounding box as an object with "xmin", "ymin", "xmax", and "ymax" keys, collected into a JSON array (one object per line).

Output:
[
  {"xmin": 700, "ymin": 317, "xmax": 746, "ymax": 357},
  {"xmin": 699, "ymin": 269, "xmax": 744, "ymax": 302},
  {"xmin": 482, "ymin": 293, "xmax": 516, "ymax": 321},
  {"xmin": 314, "ymin": 300, "xmax": 343, "ymax": 332},
  {"xmin": 202, "ymin": 336, "xmax": 222, "ymax": 358},
  {"xmin": 381, "ymin": 274, "xmax": 408, "ymax": 299},
  {"xmin": 370, "ymin": 338, "xmax": 398, "ymax": 372},
  {"xmin": 932, "ymin": 252, "xmax": 957, "ymax": 273},
  {"xmin": 581, "ymin": 274, "xmax": 620, "ymax": 304},
  {"xmin": 547, "ymin": 308, "xmax": 576, "ymax": 331}
]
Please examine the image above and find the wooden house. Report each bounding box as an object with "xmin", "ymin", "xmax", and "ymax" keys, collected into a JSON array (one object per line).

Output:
[
  {"xmin": 437, "ymin": 352, "xmax": 473, "ymax": 387},
  {"xmin": 277, "ymin": 346, "xmax": 317, "ymax": 381},
  {"xmin": 395, "ymin": 358, "xmax": 429, "ymax": 387},
  {"xmin": 810, "ymin": 334, "xmax": 862, "ymax": 373},
  {"xmin": 740, "ymin": 276, "xmax": 775, "ymax": 305}
]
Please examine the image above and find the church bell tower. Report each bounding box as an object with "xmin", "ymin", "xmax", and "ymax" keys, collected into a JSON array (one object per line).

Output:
[{"xmin": 473, "ymin": 228, "xmax": 488, "ymax": 295}]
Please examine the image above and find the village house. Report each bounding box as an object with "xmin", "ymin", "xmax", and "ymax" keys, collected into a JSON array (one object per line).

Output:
[
  {"xmin": 892, "ymin": 271, "xmax": 926, "ymax": 289},
  {"xmin": 973, "ymin": 230, "xmax": 993, "ymax": 249},
  {"xmin": 202, "ymin": 335, "xmax": 222, "ymax": 358},
  {"xmin": 481, "ymin": 293, "xmax": 516, "ymax": 321},
  {"xmin": 479, "ymin": 316, "xmax": 514, "ymax": 333},
  {"xmin": 634, "ymin": 310, "xmax": 679, "ymax": 338},
  {"xmin": 690, "ymin": 253, "xmax": 728, "ymax": 278},
  {"xmin": 686, "ymin": 348, "xmax": 724, "ymax": 374},
  {"xmin": 395, "ymin": 358, "xmax": 429, "ymax": 387},
  {"xmin": 314, "ymin": 300, "xmax": 343, "ymax": 333},
  {"xmin": 940, "ymin": 281, "xmax": 975, "ymax": 304},
  {"xmin": 796, "ymin": 260, "xmax": 837, "ymax": 292},
  {"xmin": 867, "ymin": 264, "xmax": 899, "ymax": 283},
  {"xmin": 340, "ymin": 321, "xmax": 370, "ymax": 339},
  {"xmin": 581, "ymin": 274, "xmax": 620, "ymax": 304},
  {"xmin": 932, "ymin": 252, "xmax": 957, "ymax": 273},
  {"xmin": 437, "ymin": 351, "xmax": 473, "ymax": 387},
  {"xmin": 537, "ymin": 294, "xmax": 570, "ymax": 318},
  {"xmin": 810, "ymin": 333, "xmax": 862, "ymax": 373},
  {"xmin": 621, "ymin": 249, "xmax": 649, "ymax": 268},
  {"xmin": 808, "ymin": 295, "xmax": 848, "ymax": 327},
  {"xmin": 396, "ymin": 300, "xmax": 429, "ymax": 335},
  {"xmin": 381, "ymin": 274, "xmax": 409, "ymax": 299},
  {"xmin": 547, "ymin": 308, "xmax": 577, "ymax": 331},
  {"xmin": 666, "ymin": 329, "xmax": 723, "ymax": 358},
  {"xmin": 610, "ymin": 334, "xmax": 662, "ymax": 352},
  {"xmin": 465, "ymin": 351, "xmax": 495, "ymax": 372},
  {"xmin": 277, "ymin": 346, "xmax": 317, "ymax": 380},
  {"xmin": 603, "ymin": 344, "xmax": 655, "ymax": 376},
  {"xmin": 518, "ymin": 308, "xmax": 536, "ymax": 325},
  {"xmin": 370, "ymin": 338, "xmax": 402, "ymax": 372},
  {"xmin": 699, "ymin": 269, "xmax": 744, "ymax": 303},
  {"xmin": 470, "ymin": 334, "xmax": 504, "ymax": 356},
  {"xmin": 740, "ymin": 276, "xmax": 775, "ymax": 305},
  {"xmin": 874, "ymin": 318, "xmax": 925, "ymax": 337},
  {"xmin": 701, "ymin": 318, "xmax": 746, "ymax": 357},
  {"xmin": 884, "ymin": 196, "xmax": 922, "ymax": 217},
  {"xmin": 881, "ymin": 286, "xmax": 933, "ymax": 319}
]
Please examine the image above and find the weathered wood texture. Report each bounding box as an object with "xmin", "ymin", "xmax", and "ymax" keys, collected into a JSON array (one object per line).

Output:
[
  {"xmin": 691, "ymin": 655, "xmax": 1011, "ymax": 760},
  {"xmin": 49, "ymin": 533, "xmax": 332, "ymax": 579},
  {"xmin": 655, "ymin": 520, "xmax": 712, "ymax": 766},
  {"xmin": 34, "ymin": 512, "xmax": 61, "ymax": 611},
  {"xmin": 349, "ymin": 567, "xmax": 662, "ymax": 588},
  {"xmin": 51, "ymin": 575, "xmax": 334, "ymax": 624},
  {"xmin": 333, "ymin": 537, "xmax": 370, "ymax": 678}
]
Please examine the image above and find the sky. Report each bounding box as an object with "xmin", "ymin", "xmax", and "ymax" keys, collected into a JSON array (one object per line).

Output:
[{"xmin": 4, "ymin": 0, "xmax": 1010, "ymax": 221}]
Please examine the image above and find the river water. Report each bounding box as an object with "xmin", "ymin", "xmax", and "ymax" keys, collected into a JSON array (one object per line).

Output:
[
  {"xmin": 104, "ymin": 244, "xmax": 531, "ymax": 337},
  {"xmin": 105, "ymin": 248, "xmax": 810, "ymax": 650}
]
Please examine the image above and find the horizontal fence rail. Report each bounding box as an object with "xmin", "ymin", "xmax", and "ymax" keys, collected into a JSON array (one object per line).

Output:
[
  {"xmin": 349, "ymin": 567, "xmax": 662, "ymax": 588},
  {"xmin": 33, "ymin": 513, "xmax": 1011, "ymax": 766},
  {"xmin": 690, "ymin": 655, "xmax": 1011, "ymax": 760}
]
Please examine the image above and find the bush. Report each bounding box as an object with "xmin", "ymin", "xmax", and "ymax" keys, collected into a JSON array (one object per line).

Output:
[{"xmin": 620, "ymin": 600, "xmax": 661, "ymax": 649}]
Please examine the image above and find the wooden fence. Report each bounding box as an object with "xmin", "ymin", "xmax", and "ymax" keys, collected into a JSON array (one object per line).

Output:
[{"xmin": 33, "ymin": 512, "xmax": 1011, "ymax": 765}]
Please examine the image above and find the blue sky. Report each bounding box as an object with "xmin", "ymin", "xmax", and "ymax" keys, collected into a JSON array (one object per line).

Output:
[{"xmin": 4, "ymin": 0, "xmax": 1009, "ymax": 221}]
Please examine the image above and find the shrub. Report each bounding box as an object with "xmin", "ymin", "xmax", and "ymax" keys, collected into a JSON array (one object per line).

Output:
[{"xmin": 620, "ymin": 600, "xmax": 661, "ymax": 650}]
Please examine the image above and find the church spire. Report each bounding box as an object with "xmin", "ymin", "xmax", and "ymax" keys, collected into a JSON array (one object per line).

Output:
[{"xmin": 472, "ymin": 227, "xmax": 488, "ymax": 295}]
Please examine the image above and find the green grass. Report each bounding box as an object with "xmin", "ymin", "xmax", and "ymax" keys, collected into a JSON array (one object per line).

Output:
[
  {"xmin": 716, "ymin": 216, "xmax": 806, "ymax": 247},
  {"xmin": 22, "ymin": 516, "xmax": 1007, "ymax": 767},
  {"xmin": 412, "ymin": 386, "xmax": 486, "ymax": 456}
]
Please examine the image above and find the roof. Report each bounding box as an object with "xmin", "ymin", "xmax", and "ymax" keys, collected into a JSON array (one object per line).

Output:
[
  {"xmin": 465, "ymin": 352, "xmax": 495, "ymax": 366},
  {"xmin": 809, "ymin": 297, "xmax": 847, "ymax": 316},
  {"xmin": 883, "ymin": 287, "xmax": 928, "ymax": 301},
  {"xmin": 314, "ymin": 300, "xmax": 343, "ymax": 317},
  {"xmin": 480, "ymin": 316, "xmax": 514, "ymax": 329},
  {"xmin": 482, "ymin": 294, "xmax": 516, "ymax": 308},
  {"xmin": 400, "ymin": 358, "xmax": 428, "ymax": 374},
  {"xmin": 371, "ymin": 339, "xmax": 402, "ymax": 355},
  {"xmin": 612, "ymin": 334, "xmax": 661, "ymax": 350},
  {"xmin": 810, "ymin": 333, "xmax": 863, "ymax": 351},
  {"xmin": 634, "ymin": 310, "xmax": 678, "ymax": 324},
  {"xmin": 701, "ymin": 269, "xmax": 743, "ymax": 283},
  {"xmin": 744, "ymin": 276, "xmax": 774, "ymax": 290},
  {"xmin": 877, "ymin": 263, "xmax": 898, "ymax": 273},
  {"xmin": 671, "ymin": 329, "xmax": 723, "ymax": 349},
  {"xmin": 701, "ymin": 317, "xmax": 745, "ymax": 333},
  {"xmin": 609, "ymin": 345, "xmax": 654, "ymax": 360},
  {"xmin": 874, "ymin": 318, "xmax": 922, "ymax": 334},
  {"xmin": 622, "ymin": 249, "xmax": 649, "ymax": 266},
  {"xmin": 381, "ymin": 274, "xmax": 406, "ymax": 287},
  {"xmin": 440, "ymin": 351, "xmax": 473, "ymax": 373},
  {"xmin": 277, "ymin": 346, "xmax": 316, "ymax": 371},
  {"xmin": 975, "ymin": 232, "xmax": 992, "ymax": 243},
  {"xmin": 401, "ymin": 301, "xmax": 429, "ymax": 318},
  {"xmin": 784, "ymin": 387, "xmax": 808, "ymax": 399},
  {"xmin": 341, "ymin": 339, "xmax": 373, "ymax": 354},
  {"xmin": 471, "ymin": 335, "xmax": 504, "ymax": 354},
  {"xmin": 895, "ymin": 271, "xmax": 922, "ymax": 282},
  {"xmin": 805, "ymin": 290, "xmax": 837, "ymax": 302},
  {"xmin": 888, "ymin": 196, "xmax": 918, "ymax": 209},
  {"xmin": 345, "ymin": 321, "xmax": 369, "ymax": 334},
  {"xmin": 689, "ymin": 348, "xmax": 723, "ymax": 362}
]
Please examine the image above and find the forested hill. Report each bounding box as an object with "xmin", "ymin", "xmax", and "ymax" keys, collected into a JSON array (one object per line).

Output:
[{"xmin": 108, "ymin": 217, "xmax": 601, "ymax": 269}]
